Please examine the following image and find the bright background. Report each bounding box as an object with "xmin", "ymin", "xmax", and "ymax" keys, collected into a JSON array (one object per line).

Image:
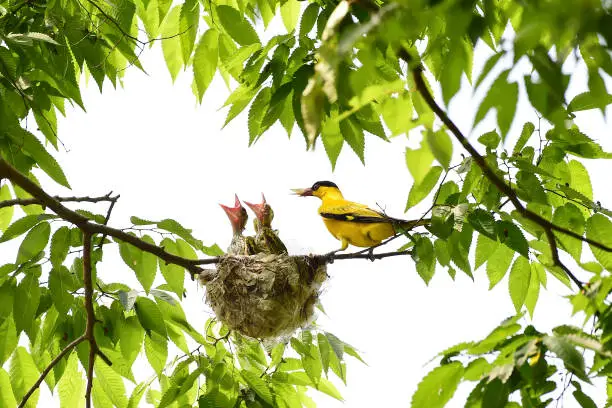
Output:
[{"xmin": 4, "ymin": 20, "xmax": 611, "ymax": 407}]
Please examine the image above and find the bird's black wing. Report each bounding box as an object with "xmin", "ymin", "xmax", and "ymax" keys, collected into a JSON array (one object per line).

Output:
[{"xmin": 319, "ymin": 212, "xmax": 407, "ymax": 224}]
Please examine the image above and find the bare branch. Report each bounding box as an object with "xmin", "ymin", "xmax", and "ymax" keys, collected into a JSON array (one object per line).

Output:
[
  {"xmin": 97, "ymin": 193, "xmax": 120, "ymax": 250},
  {"xmin": 18, "ymin": 336, "xmax": 86, "ymax": 408},
  {"xmin": 0, "ymin": 193, "xmax": 118, "ymax": 210}
]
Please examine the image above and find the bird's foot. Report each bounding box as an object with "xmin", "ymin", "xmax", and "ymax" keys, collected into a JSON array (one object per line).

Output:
[
  {"xmin": 367, "ymin": 247, "xmax": 376, "ymax": 262},
  {"xmin": 323, "ymin": 249, "xmax": 342, "ymax": 264}
]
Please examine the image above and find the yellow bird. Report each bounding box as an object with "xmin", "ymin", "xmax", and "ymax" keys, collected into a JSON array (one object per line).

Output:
[{"xmin": 292, "ymin": 181, "xmax": 428, "ymax": 252}]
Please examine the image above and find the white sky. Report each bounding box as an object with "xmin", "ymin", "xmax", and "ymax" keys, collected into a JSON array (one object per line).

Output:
[{"xmin": 4, "ymin": 21, "xmax": 611, "ymax": 408}]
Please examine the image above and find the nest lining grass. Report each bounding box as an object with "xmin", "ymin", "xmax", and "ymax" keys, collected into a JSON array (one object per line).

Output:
[{"xmin": 203, "ymin": 253, "xmax": 328, "ymax": 339}]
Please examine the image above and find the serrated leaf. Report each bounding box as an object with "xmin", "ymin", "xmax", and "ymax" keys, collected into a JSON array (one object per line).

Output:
[
  {"xmin": 406, "ymin": 166, "xmax": 443, "ymax": 210},
  {"xmin": 120, "ymin": 316, "xmax": 144, "ymax": 365},
  {"xmin": 426, "ymin": 129, "xmax": 452, "ymax": 169},
  {"xmin": 119, "ymin": 236, "xmax": 157, "ymax": 293},
  {"xmin": 497, "ymin": 221, "xmax": 529, "ymax": 258},
  {"xmin": 161, "ymin": 7, "xmax": 183, "ymax": 81},
  {"xmin": 95, "ymin": 357, "xmax": 128, "ymax": 408},
  {"xmin": 0, "ymin": 214, "xmax": 49, "ymax": 243},
  {"xmin": 144, "ymin": 332, "xmax": 167, "ymax": 376},
  {"xmin": 486, "ymin": 243, "xmax": 514, "ymax": 289},
  {"xmin": 406, "ymin": 143, "xmax": 434, "ymax": 185},
  {"xmin": 58, "ymin": 353, "xmax": 85, "ymax": 408},
  {"xmin": 10, "ymin": 347, "xmax": 40, "ymax": 407},
  {"xmin": 552, "ymin": 204, "xmax": 585, "ymax": 262},
  {"xmin": 179, "ymin": 0, "xmax": 198, "ymax": 62},
  {"xmin": 49, "ymin": 267, "xmax": 75, "ymax": 315},
  {"xmin": 475, "ymin": 234, "xmax": 497, "ymax": 270},
  {"xmin": 412, "ymin": 236, "xmax": 435, "ymax": 284},
  {"xmin": 412, "ymin": 362, "xmax": 464, "ymax": 408},
  {"xmin": 13, "ymin": 273, "xmax": 40, "ymax": 336},
  {"xmin": 339, "ymin": 118, "xmax": 365, "ymax": 163},
  {"xmin": 474, "ymin": 70, "xmax": 518, "ymax": 139},
  {"xmin": 543, "ymin": 336, "xmax": 589, "ymax": 381},
  {"xmin": 321, "ymin": 117, "xmax": 344, "ymax": 170},
  {"xmin": 242, "ymin": 370, "xmax": 273, "ymax": 404},
  {"xmin": 585, "ymin": 214, "xmax": 612, "ymax": 270},
  {"xmin": 50, "ymin": 226, "xmax": 71, "ymax": 268},
  {"xmin": 316, "ymin": 377, "xmax": 343, "ymax": 400},
  {"xmin": 281, "ymin": 0, "xmax": 300, "ymax": 32},
  {"xmin": 248, "ymin": 87, "xmax": 272, "ymax": 145},
  {"xmin": 0, "ymin": 185, "xmax": 13, "ymax": 232},
  {"xmin": 0, "ymin": 367, "xmax": 16, "ymax": 407},
  {"xmin": 118, "ymin": 290, "xmax": 138, "ymax": 311},
  {"xmin": 513, "ymin": 122, "xmax": 535, "ymax": 154},
  {"xmin": 299, "ymin": 3, "xmax": 319, "ymax": 36},
  {"xmin": 193, "ymin": 29, "xmax": 219, "ymax": 102},
  {"xmin": 508, "ymin": 257, "xmax": 531, "ymax": 312},
  {"xmin": 568, "ymin": 91, "xmax": 612, "ymax": 112},
  {"xmin": 135, "ymin": 297, "xmax": 167, "ymax": 337},
  {"xmin": 524, "ymin": 263, "xmax": 540, "ymax": 318},
  {"xmin": 16, "ymin": 221, "xmax": 50, "ymax": 264},
  {"xmin": 475, "ymin": 52, "xmax": 503, "ymax": 89},
  {"xmin": 468, "ymin": 209, "xmax": 497, "ymax": 240},
  {"xmin": 0, "ymin": 313, "xmax": 17, "ymax": 365},
  {"xmin": 382, "ymin": 93, "xmax": 414, "ymax": 136},
  {"xmin": 8, "ymin": 125, "xmax": 70, "ymax": 188},
  {"xmin": 478, "ymin": 130, "xmax": 500, "ymax": 149},
  {"xmin": 217, "ymin": 5, "xmax": 260, "ymax": 46}
]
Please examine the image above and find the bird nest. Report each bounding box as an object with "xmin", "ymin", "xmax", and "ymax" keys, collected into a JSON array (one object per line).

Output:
[{"xmin": 201, "ymin": 254, "xmax": 328, "ymax": 339}]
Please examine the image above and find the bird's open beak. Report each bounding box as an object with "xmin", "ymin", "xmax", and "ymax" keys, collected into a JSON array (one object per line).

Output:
[
  {"xmin": 291, "ymin": 188, "xmax": 313, "ymax": 197},
  {"xmin": 244, "ymin": 193, "xmax": 266, "ymax": 220},
  {"xmin": 220, "ymin": 194, "xmax": 242, "ymax": 224}
]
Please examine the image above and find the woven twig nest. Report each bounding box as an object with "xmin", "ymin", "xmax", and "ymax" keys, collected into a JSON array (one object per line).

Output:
[{"xmin": 202, "ymin": 254, "xmax": 328, "ymax": 339}]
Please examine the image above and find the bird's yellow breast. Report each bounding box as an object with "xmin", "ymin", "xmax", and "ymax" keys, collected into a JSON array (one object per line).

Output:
[{"xmin": 318, "ymin": 201, "xmax": 396, "ymax": 248}]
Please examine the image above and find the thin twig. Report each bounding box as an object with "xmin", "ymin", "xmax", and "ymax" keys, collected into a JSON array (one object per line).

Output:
[
  {"xmin": 17, "ymin": 336, "xmax": 86, "ymax": 408},
  {"xmin": 0, "ymin": 193, "xmax": 118, "ymax": 209},
  {"xmin": 97, "ymin": 193, "xmax": 120, "ymax": 250}
]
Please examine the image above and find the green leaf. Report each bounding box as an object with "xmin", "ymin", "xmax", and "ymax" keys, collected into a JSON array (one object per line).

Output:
[
  {"xmin": 405, "ymin": 143, "xmax": 434, "ymax": 185},
  {"xmin": 118, "ymin": 290, "xmax": 138, "ymax": 311},
  {"xmin": 513, "ymin": 122, "xmax": 535, "ymax": 154},
  {"xmin": 217, "ymin": 5, "xmax": 260, "ymax": 46},
  {"xmin": 58, "ymin": 353, "xmax": 85, "ymax": 408},
  {"xmin": 0, "ymin": 185, "xmax": 13, "ymax": 232},
  {"xmin": 135, "ymin": 297, "xmax": 167, "ymax": 337},
  {"xmin": 486, "ymin": 242, "xmax": 514, "ymax": 289},
  {"xmin": 568, "ymin": 91, "xmax": 612, "ymax": 112},
  {"xmin": 0, "ymin": 367, "xmax": 17, "ymax": 407},
  {"xmin": 119, "ymin": 236, "xmax": 157, "ymax": 293},
  {"xmin": 497, "ymin": 221, "xmax": 529, "ymax": 258},
  {"xmin": 179, "ymin": 0, "xmax": 199, "ymax": 62},
  {"xmin": 120, "ymin": 316, "xmax": 144, "ymax": 365},
  {"xmin": 95, "ymin": 357, "xmax": 128, "ymax": 408},
  {"xmin": 475, "ymin": 52, "xmax": 503, "ymax": 89},
  {"xmin": 426, "ymin": 129, "xmax": 453, "ymax": 169},
  {"xmin": 280, "ymin": 0, "xmax": 300, "ymax": 33},
  {"xmin": 158, "ymin": 239, "xmax": 185, "ymax": 297},
  {"xmin": 340, "ymin": 118, "xmax": 365, "ymax": 164},
  {"xmin": 552, "ymin": 204, "xmax": 585, "ymax": 262},
  {"xmin": 321, "ymin": 118, "xmax": 344, "ymax": 170},
  {"xmin": 412, "ymin": 236, "xmax": 435, "ymax": 284},
  {"xmin": 49, "ymin": 267, "xmax": 76, "ymax": 315},
  {"xmin": 474, "ymin": 70, "xmax": 518, "ymax": 139},
  {"xmin": 406, "ymin": 166, "xmax": 443, "ymax": 210},
  {"xmin": 144, "ymin": 332, "xmax": 167, "ymax": 376},
  {"xmin": 316, "ymin": 377, "xmax": 343, "ymax": 400},
  {"xmin": 585, "ymin": 214, "xmax": 612, "ymax": 270},
  {"xmin": 382, "ymin": 93, "xmax": 413, "ymax": 136},
  {"xmin": 242, "ymin": 370, "xmax": 273, "ymax": 404},
  {"xmin": 478, "ymin": 130, "xmax": 500, "ymax": 149},
  {"xmin": 248, "ymin": 87, "xmax": 272, "ymax": 145},
  {"xmin": 16, "ymin": 221, "xmax": 50, "ymax": 264},
  {"xmin": 542, "ymin": 336, "xmax": 589, "ymax": 382},
  {"xmin": 468, "ymin": 209, "xmax": 497, "ymax": 240},
  {"xmin": 161, "ymin": 7, "xmax": 183, "ymax": 81},
  {"xmin": 50, "ymin": 226, "xmax": 71, "ymax": 268},
  {"xmin": 299, "ymin": 3, "xmax": 319, "ymax": 36},
  {"xmin": 193, "ymin": 29, "xmax": 219, "ymax": 102},
  {"xmin": 516, "ymin": 171, "xmax": 548, "ymax": 204},
  {"xmin": 0, "ymin": 214, "xmax": 50, "ymax": 243},
  {"xmin": 524, "ymin": 263, "xmax": 540, "ymax": 318},
  {"xmin": 475, "ymin": 234, "xmax": 497, "ymax": 270},
  {"xmin": 10, "ymin": 347, "xmax": 40, "ymax": 407},
  {"xmin": 412, "ymin": 362, "xmax": 464, "ymax": 408},
  {"xmin": 0, "ymin": 312, "xmax": 17, "ymax": 365},
  {"xmin": 13, "ymin": 272, "xmax": 40, "ymax": 336},
  {"xmin": 8, "ymin": 127, "xmax": 70, "ymax": 188},
  {"xmin": 508, "ymin": 257, "xmax": 531, "ymax": 312}
]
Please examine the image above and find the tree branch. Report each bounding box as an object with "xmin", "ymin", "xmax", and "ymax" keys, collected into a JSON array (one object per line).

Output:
[
  {"xmin": 0, "ymin": 193, "xmax": 118, "ymax": 210},
  {"xmin": 407, "ymin": 62, "xmax": 593, "ymax": 290},
  {"xmin": 97, "ymin": 193, "xmax": 120, "ymax": 250},
  {"xmin": 83, "ymin": 231, "xmax": 95, "ymax": 408},
  {"xmin": 17, "ymin": 335, "xmax": 86, "ymax": 408}
]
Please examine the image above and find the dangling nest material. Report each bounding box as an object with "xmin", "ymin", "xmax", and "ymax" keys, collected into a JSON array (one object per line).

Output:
[{"xmin": 202, "ymin": 254, "xmax": 328, "ymax": 339}]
